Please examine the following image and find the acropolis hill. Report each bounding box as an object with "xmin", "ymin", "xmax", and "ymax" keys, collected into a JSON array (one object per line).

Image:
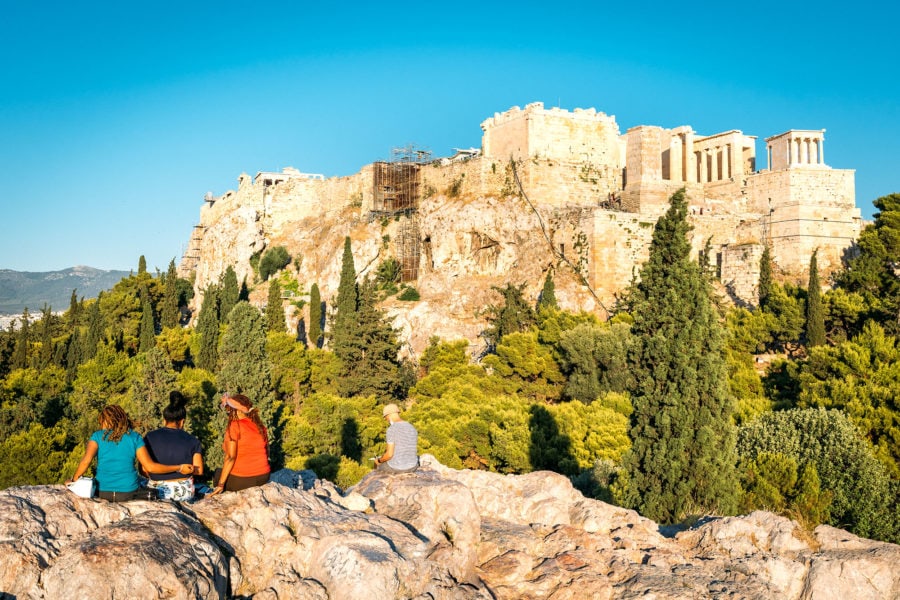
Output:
[{"xmin": 179, "ymin": 102, "xmax": 861, "ymax": 355}]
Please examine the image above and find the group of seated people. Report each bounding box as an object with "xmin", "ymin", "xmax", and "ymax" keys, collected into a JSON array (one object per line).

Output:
[{"xmin": 66, "ymin": 392, "xmax": 271, "ymax": 502}]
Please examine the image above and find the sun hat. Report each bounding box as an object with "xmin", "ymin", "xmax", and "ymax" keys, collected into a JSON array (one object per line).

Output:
[{"xmin": 382, "ymin": 403, "xmax": 400, "ymax": 417}]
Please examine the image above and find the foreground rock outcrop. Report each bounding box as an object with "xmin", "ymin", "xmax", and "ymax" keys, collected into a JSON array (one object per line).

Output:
[{"xmin": 2, "ymin": 455, "xmax": 898, "ymax": 599}]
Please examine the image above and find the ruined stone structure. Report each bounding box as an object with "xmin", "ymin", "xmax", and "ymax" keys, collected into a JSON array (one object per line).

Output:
[{"xmin": 179, "ymin": 102, "xmax": 861, "ymax": 352}]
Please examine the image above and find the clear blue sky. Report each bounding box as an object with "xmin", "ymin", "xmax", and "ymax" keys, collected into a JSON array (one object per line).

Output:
[{"xmin": 1, "ymin": 1, "xmax": 896, "ymax": 272}]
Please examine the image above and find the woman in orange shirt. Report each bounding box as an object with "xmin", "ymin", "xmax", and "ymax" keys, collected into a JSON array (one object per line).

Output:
[{"xmin": 210, "ymin": 393, "xmax": 270, "ymax": 494}]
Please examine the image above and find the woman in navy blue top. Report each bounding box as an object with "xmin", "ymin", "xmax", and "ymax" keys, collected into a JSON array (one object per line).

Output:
[
  {"xmin": 144, "ymin": 391, "xmax": 203, "ymax": 501},
  {"xmin": 67, "ymin": 405, "xmax": 193, "ymax": 502}
]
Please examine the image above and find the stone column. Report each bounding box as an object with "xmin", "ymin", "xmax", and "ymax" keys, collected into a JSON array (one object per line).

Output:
[
  {"xmin": 767, "ymin": 144, "xmax": 772, "ymax": 170},
  {"xmin": 684, "ymin": 131, "xmax": 695, "ymax": 181},
  {"xmin": 818, "ymin": 137, "xmax": 824, "ymax": 165},
  {"xmin": 698, "ymin": 150, "xmax": 707, "ymax": 183},
  {"xmin": 810, "ymin": 137, "xmax": 818, "ymax": 165},
  {"xmin": 712, "ymin": 146, "xmax": 725, "ymax": 181},
  {"xmin": 670, "ymin": 137, "xmax": 682, "ymax": 182}
]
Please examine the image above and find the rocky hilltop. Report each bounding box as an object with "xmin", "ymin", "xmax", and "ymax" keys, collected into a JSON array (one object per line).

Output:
[
  {"xmin": 3, "ymin": 455, "xmax": 897, "ymax": 599},
  {"xmin": 178, "ymin": 103, "xmax": 861, "ymax": 355}
]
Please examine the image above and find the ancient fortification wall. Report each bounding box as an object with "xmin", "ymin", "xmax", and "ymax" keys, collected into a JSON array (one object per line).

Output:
[{"xmin": 180, "ymin": 101, "xmax": 862, "ymax": 332}]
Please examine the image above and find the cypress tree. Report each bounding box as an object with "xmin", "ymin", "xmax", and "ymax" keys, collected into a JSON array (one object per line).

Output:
[
  {"xmin": 38, "ymin": 305, "xmax": 54, "ymax": 370},
  {"xmin": 266, "ymin": 279, "xmax": 284, "ymax": 333},
  {"xmin": 806, "ymin": 249, "xmax": 826, "ymax": 347},
  {"xmin": 12, "ymin": 308, "xmax": 30, "ymax": 370},
  {"xmin": 538, "ymin": 270, "xmax": 558, "ymax": 310},
  {"xmin": 308, "ymin": 283, "xmax": 323, "ymax": 348},
  {"xmin": 138, "ymin": 255, "xmax": 147, "ymax": 275},
  {"xmin": 218, "ymin": 301, "xmax": 276, "ymax": 421},
  {"xmin": 483, "ymin": 283, "xmax": 537, "ymax": 349},
  {"xmin": 330, "ymin": 237, "xmax": 359, "ymax": 357},
  {"xmin": 67, "ymin": 289, "xmax": 80, "ymax": 327},
  {"xmin": 82, "ymin": 295, "xmax": 103, "ymax": 361},
  {"xmin": 65, "ymin": 328, "xmax": 81, "ymax": 382},
  {"xmin": 219, "ymin": 266, "xmax": 240, "ymax": 320},
  {"xmin": 758, "ymin": 244, "xmax": 773, "ymax": 309},
  {"xmin": 336, "ymin": 278, "xmax": 405, "ymax": 400},
  {"xmin": 624, "ymin": 189, "xmax": 739, "ymax": 524},
  {"xmin": 130, "ymin": 347, "xmax": 176, "ymax": 433},
  {"xmin": 139, "ymin": 294, "xmax": 156, "ymax": 352},
  {"xmin": 161, "ymin": 259, "xmax": 180, "ymax": 329},
  {"xmin": 196, "ymin": 285, "xmax": 220, "ymax": 372}
]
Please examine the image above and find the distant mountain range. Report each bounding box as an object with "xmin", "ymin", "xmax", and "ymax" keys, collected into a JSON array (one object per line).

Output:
[{"xmin": 0, "ymin": 266, "xmax": 130, "ymax": 315}]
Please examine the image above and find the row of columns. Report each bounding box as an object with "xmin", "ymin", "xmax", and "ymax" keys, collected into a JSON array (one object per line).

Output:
[
  {"xmin": 765, "ymin": 132, "xmax": 826, "ymax": 170},
  {"xmin": 668, "ymin": 132, "xmax": 745, "ymax": 184}
]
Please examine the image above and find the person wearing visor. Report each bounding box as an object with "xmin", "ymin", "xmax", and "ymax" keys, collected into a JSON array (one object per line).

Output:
[{"xmin": 210, "ymin": 393, "xmax": 271, "ymax": 494}]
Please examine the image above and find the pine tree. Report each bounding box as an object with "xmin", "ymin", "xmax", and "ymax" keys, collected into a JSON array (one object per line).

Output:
[
  {"xmin": 266, "ymin": 279, "xmax": 284, "ymax": 333},
  {"xmin": 81, "ymin": 295, "xmax": 103, "ymax": 361},
  {"xmin": 138, "ymin": 255, "xmax": 147, "ymax": 275},
  {"xmin": 538, "ymin": 270, "xmax": 558, "ymax": 310},
  {"xmin": 219, "ymin": 266, "xmax": 240, "ymax": 320},
  {"xmin": 160, "ymin": 259, "xmax": 180, "ymax": 329},
  {"xmin": 624, "ymin": 189, "xmax": 739, "ymax": 524},
  {"xmin": 308, "ymin": 283, "xmax": 323, "ymax": 348},
  {"xmin": 196, "ymin": 285, "xmax": 220, "ymax": 372},
  {"xmin": 806, "ymin": 249, "xmax": 826, "ymax": 347},
  {"xmin": 330, "ymin": 237, "xmax": 359, "ymax": 357},
  {"xmin": 138, "ymin": 285, "xmax": 156, "ymax": 353},
  {"xmin": 218, "ymin": 301, "xmax": 276, "ymax": 422},
  {"xmin": 758, "ymin": 244, "xmax": 773, "ymax": 309}
]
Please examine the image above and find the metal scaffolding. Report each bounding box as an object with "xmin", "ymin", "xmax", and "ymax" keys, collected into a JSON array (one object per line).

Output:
[
  {"xmin": 372, "ymin": 144, "xmax": 431, "ymax": 214},
  {"xmin": 372, "ymin": 145, "xmax": 430, "ymax": 281},
  {"xmin": 397, "ymin": 215, "xmax": 420, "ymax": 282}
]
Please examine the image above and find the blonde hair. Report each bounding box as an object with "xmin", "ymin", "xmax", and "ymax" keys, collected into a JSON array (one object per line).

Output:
[{"xmin": 99, "ymin": 405, "xmax": 133, "ymax": 443}]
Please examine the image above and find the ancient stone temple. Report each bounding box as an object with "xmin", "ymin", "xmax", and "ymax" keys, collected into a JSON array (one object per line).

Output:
[
  {"xmin": 179, "ymin": 102, "xmax": 861, "ymax": 347},
  {"xmin": 475, "ymin": 103, "xmax": 860, "ymax": 302}
]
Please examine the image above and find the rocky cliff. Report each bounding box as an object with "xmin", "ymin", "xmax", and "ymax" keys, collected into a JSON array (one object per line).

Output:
[{"xmin": 3, "ymin": 455, "xmax": 898, "ymax": 599}]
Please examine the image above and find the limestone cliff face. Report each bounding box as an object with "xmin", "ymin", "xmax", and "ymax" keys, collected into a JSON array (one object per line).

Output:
[
  {"xmin": 4, "ymin": 456, "xmax": 899, "ymax": 599},
  {"xmin": 181, "ymin": 167, "xmax": 599, "ymax": 357}
]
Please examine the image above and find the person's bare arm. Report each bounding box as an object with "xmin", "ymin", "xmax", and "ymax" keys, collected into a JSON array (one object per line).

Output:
[
  {"xmin": 211, "ymin": 436, "xmax": 238, "ymax": 495},
  {"xmin": 67, "ymin": 440, "xmax": 99, "ymax": 483},
  {"xmin": 374, "ymin": 442, "xmax": 395, "ymax": 466},
  {"xmin": 136, "ymin": 447, "xmax": 193, "ymax": 475}
]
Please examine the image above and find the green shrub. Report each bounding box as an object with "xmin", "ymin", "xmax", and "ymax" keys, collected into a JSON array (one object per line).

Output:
[
  {"xmin": 738, "ymin": 408, "xmax": 898, "ymax": 542},
  {"xmin": 259, "ymin": 246, "xmax": 292, "ymax": 281},
  {"xmin": 398, "ymin": 286, "xmax": 420, "ymax": 301}
]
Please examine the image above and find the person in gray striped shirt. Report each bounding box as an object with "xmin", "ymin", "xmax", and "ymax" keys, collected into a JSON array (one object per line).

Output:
[{"xmin": 373, "ymin": 403, "xmax": 419, "ymax": 473}]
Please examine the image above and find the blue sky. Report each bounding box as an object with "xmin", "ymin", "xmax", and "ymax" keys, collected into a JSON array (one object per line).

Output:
[{"xmin": 1, "ymin": 1, "xmax": 896, "ymax": 272}]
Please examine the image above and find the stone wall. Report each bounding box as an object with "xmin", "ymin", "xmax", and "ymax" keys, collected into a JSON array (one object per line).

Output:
[{"xmin": 721, "ymin": 243, "xmax": 765, "ymax": 304}]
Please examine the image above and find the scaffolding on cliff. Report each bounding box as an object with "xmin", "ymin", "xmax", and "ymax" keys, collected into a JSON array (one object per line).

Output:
[{"xmin": 371, "ymin": 144, "xmax": 431, "ymax": 281}]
